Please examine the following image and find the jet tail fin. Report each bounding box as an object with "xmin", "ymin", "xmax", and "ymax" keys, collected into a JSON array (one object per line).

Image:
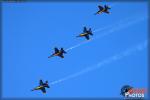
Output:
[
  {"xmin": 45, "ymin": 81, "xmax": 50, "ymax": 88},
  {"xmin": 46, "ymin": 81, "xmax": 48, "ymax": 84},
  {"xmin": 105, "ymin": 5, "xmax": 111, "ymax": 9},
  {"xmin": 89, "ymin": 28, "xmax": 93, "ymax": 36},
  {"xmin": 61, "ymin": 48, "xmax": 67, "ymax": 54},
  {"xmin": 107, "ymin": 6, "xmax": 111, "ymax": 9}
]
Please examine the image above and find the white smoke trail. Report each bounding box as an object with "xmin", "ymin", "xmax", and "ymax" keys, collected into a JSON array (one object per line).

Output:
[
  {"xmin": 92, "ymin": 16, "xmax": 147, "ymax": 41},
  {"xmin": 65, "ymin": 40, "xmax": 91, "ymax": 51},
  {"xmin": 93, "ymin": 17, "xmax": 131, "ymax": 33},
  {"xmin": 66, "ymin": 16, "xmax": 147, "ymax": 51},
  {"xmin": 93, "ymin": 15, "xmax": 144, "ymax": 33},
  {"xmin": 50, "ymin": 40, "xmax": 148, "ymax": 85}
]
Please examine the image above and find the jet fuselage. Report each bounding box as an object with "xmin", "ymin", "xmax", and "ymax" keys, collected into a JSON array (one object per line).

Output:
[
  {"xmin": 53, "ymin": 52, "xmax": 63, "ymax": 56},
  {"xmin": 34, "ymin": 84, "xmax": 48, "ymax": 90},
  {"xmin": 79, "ymin": 32, "xmax": 89, "ymax": 36},
  {"xmin": 34, "ymin": 86, "xmax": 44, "ymax": 90},
  {"xmin": 97, "ymin": 9, "xmax": 105, "ymax": 14}
]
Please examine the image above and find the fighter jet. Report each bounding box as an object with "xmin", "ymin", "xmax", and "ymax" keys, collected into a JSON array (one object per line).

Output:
[
  {"xmin": 31, "ymin": 80, "xmax": 50, "ymax": 94},
  {"xmin": 48, "ymin": 47, "xmax": 67, "ymax": 58},
  {"xmin": 95, "ymin": 5, "xmax": 111, "ymax": 15},
  {"xmin": 77, "ymin": 27, "xmax": 93, "ymax": 40}
]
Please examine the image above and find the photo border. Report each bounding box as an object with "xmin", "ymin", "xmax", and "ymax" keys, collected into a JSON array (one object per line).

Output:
[{"xmin": 0, "ymin": 0, "xmax": 149, "ymax": 100}]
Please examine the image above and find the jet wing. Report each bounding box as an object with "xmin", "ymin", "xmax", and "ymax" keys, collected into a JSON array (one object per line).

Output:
[
  {"xmin": 104, "ymin": 5, "xmax": 110, "ymax": 9},
  {"xmin": 39, "ymin": 80, "xmax": 43, "ymax": 85},
  {"xmin": 85, "ymin": 35, "xmax": 90, "ymax": 40},
  {"xmin": 41, "ymin": 87, "xmax": 46, "ymax": 94},
  {"xmin": 98, "ymin": 5, "xmax": 104, "ymax": 11},
  {"xmin": 54, "ymin": 48, "xmax": 59, "ymax": 53},
  {"xmin": 83, "ymin": 27, "xmax": 87, "ymax": 33}
]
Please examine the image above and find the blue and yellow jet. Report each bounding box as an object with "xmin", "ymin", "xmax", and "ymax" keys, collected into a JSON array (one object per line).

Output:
[
  {"xmin": 31, "ymin": 80, "xmax": 50, "ymax": 94},
  {"xmin": 77, "ymin": 27, "xmax": 93, "ymax": 40},
  {"xmin": 48, "ymin": 47, "xmax": 67, "ymax": 58},
  {"xmin": 95, "ymin": 5, "xmax": 111, "ymax": 15}
]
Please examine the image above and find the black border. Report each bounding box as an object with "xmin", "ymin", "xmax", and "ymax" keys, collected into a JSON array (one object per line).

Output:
[
  {"xmin": 0, "ymin": 0, "xmax": 149, "ymax": 100},
  {"xmin": 0, "ymin": 0, "xmax": 149, "ymax": 2},
  {"xmin": 147, "ymin": 0, "xmax": 150, "ymax": 100},
  {"xmin": 0, "ymin": 1, "xmax": 2, "ymax": 100}
]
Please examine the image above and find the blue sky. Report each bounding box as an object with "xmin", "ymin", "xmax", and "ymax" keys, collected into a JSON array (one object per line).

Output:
[{"xmin": 2, "ymin": 1, "xmax": 148, "ymax": 98}]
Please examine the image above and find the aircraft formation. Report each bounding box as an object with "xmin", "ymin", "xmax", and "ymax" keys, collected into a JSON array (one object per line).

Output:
[{"xmin": 32, "ymin": 4, "xmax": 111, "ymax": 94}]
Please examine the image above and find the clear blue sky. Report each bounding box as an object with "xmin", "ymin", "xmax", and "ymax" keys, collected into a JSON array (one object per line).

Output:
[{"xmin": 2, "ymin": 2, "xmax": 148, "ymax": 98}]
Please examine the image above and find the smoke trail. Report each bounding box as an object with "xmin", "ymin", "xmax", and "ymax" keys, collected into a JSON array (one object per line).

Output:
[
  {"xmin": 50, "ymin": 40, "xmax": 148, "ymax": 85},
  {"xmin": 93, "ymin": 16, "xmax": 133, "ymax": 33},
  {"xmin": 66, "ymin": 16, "xmax": 147, "ymax": 51},
  {"xmin": 92, "ymin": 16, "xmax": 147, "ymax": 41},
  {"xmin": 65, "ymin": 40, "xmax": 91, "ymax": 51},
  {"xmin": 93, "ymin": 15, "xmax": 145, "ymax": 33}
]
